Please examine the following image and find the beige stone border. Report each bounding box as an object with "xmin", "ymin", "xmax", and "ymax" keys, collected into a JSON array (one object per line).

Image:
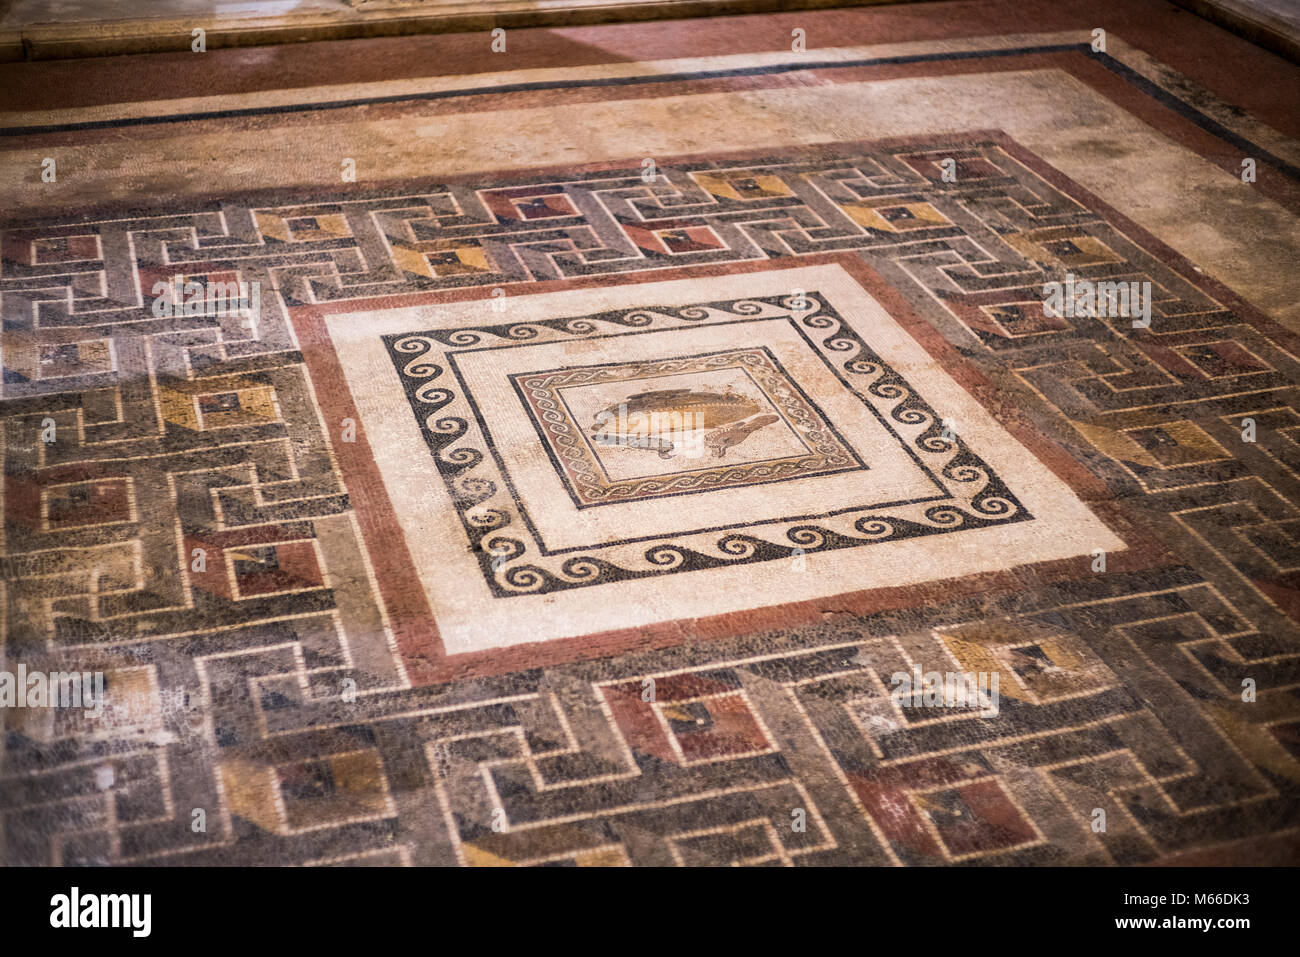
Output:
[{"xmin": 326, "ymin": 263, "xmax": 1123, "ymax": 654}]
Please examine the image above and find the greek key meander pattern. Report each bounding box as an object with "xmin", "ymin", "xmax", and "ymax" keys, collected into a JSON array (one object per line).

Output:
[{"xmin": 2, "ymin": 135, "xmax": 1299, "ymax": 865}]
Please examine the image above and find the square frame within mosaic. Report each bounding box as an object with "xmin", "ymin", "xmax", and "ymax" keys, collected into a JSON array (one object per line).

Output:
[
  {"xmin": 509, "ymin": 345, "xmax": 868, "ymax": 508},
  {"xmin": 382, "ymin": 285, "xmax": 1032, "ymax": 597}
]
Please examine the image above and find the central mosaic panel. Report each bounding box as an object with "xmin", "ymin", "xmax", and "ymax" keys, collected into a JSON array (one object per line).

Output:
[
  {"xmin": 384, "ymin": 293, "xmax": 1027, "ymax": 590},
  {"xmin": 510, "ymin": 347, "xmax": 866, "ymax": 506},
  {"xmin": 327, "ymin": 263, "xmax": 1122, "ymax": 652}
]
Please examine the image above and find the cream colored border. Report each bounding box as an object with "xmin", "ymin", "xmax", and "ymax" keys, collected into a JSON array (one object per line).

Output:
[{"xmin": 326, "ymin": 262, "xmax": 1125, "ymax": 654}]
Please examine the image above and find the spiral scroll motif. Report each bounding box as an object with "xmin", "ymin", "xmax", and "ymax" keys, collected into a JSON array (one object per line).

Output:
[{"xmin": 380, "ymin": 290, "xmax": 1030, "ymax": 597}]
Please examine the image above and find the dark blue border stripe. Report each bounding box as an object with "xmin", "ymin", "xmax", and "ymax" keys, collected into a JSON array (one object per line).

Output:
[
  {"xmin": 1094, "ymin": 51, "xmax": 1299, "ymax": 178},
  {"xmin": 0, "ymin": 43, "xmax": 1087, "ymax": 137},
  {"xmin": 2, "ymin": 42, "xmax": 1293, "ymax": 182}
]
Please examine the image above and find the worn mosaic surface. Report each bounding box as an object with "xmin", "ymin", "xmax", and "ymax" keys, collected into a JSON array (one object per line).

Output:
[{"xmin": 1, "ymin": 14, "xmax": 1299, "ymax": 866}]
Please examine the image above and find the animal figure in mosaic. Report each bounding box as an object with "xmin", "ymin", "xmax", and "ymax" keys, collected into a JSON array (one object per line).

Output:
[
  {"xmin": 590, "ymin": 388, "xmax": 777, "ymax": 458},
  {"xmin": 703, "ymin": 413, "xmax": 780, "ymax": 457}
]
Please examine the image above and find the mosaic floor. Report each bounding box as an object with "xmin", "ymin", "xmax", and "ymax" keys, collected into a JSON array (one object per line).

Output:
[{"xmin": 2, "ymin": 1, "xmax": 1299, "ymax": 866}]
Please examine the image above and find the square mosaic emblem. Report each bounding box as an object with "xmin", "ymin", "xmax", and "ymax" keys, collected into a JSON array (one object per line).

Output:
[
  {"xmin": 510, "ymin": 346, "xmax": 865, "ymax": 507},
  {"xmin": 322, "ymin": 263, "xmax": 1123, "ymax": 653}
]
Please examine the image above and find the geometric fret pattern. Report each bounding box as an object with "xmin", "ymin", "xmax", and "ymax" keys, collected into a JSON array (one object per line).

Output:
[{"xmin": 3, "ymin": 132, "xmax": 1298, "ymax": 865}]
